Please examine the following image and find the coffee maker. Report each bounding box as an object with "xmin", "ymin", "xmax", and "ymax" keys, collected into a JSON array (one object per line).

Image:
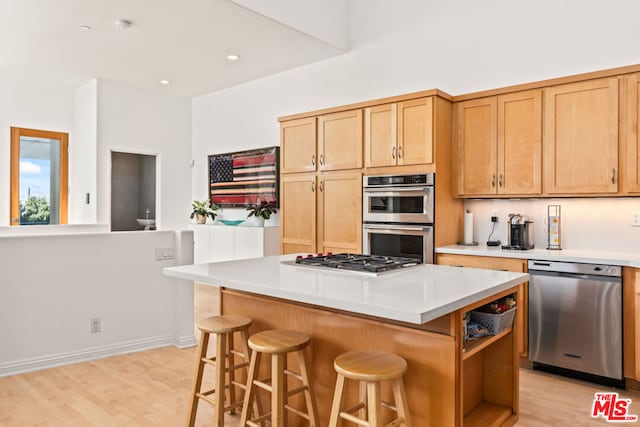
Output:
[{"xmin": 501, "ymin": 214, "xmax": 534, "ymax": 250}]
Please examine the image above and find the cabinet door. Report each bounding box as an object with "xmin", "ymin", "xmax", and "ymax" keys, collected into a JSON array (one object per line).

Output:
[
  {"xmin": 497, "ymin": 90, "xmax": 542, "ymax": 195},
  {"xmin": 210, "ymin": 226, "xmax": 236, "ymax": 262},
  {"xmin": 544, "ymin": 78, "xmax": 619, "ymax": 194},
  {"xmin": 435, "ymin": 253, "xmax": 528, "ymax": 356},
  {"xmin": 454, "ymin": 97, "xmax": 498, "ymax": 195},
  {"xmin": 317, "ymin": 170, "xmax": 362, "ymax": 254},
  {"xmin": 318, "ymin": 110, "xmax": 363, "ymax": 171},
  {"xmin": 280, "ymin": 117, "xmax": 316, "ymax": 174},
  {"xmin": 235, "ymin": 227, "xmax": 264, "ymax": 260},
  {"xmin": 624, "ymin": 74, "xmax": 640, "ymax": 193},
  {"xmin": 398, "ymin": 97, "xmax": 433, "ymax": 166},
  {"xmin": 364, "ymin": 103, "xmax": 397, "ymax": 168},
  {"xmin": 280, "ymin": 173, "xmax": 317, "ymax": 254}
]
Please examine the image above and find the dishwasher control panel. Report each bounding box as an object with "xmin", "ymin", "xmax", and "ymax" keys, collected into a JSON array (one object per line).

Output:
[{"xmin": 528, "ymin": 260, "xmax": 621, "ymax": 277}]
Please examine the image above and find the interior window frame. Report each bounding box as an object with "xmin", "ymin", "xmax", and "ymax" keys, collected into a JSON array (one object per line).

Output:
[{"xmin": 10, "ymin": 127, "xmax": 69, "ymax": 226}]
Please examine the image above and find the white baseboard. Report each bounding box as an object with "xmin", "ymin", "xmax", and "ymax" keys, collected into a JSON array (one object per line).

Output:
[
  {"xmin": 174, "ymin": 334, "xmax": 197, "ymax": 349},
  {"xmin": 0, "ymin": 335, "xmax": 192, "ymax": 377}
]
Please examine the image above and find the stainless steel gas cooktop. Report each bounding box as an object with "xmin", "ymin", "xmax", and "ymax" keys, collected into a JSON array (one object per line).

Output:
[{"xmin": 284, "ymin": 253, "xmax": 422, "ymax": 275}]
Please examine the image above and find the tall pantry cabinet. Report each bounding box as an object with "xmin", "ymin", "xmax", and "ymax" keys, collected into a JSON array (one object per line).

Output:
[{"xmin": 279, "ymin": 110, "xmax": 363, "ymax": 255}]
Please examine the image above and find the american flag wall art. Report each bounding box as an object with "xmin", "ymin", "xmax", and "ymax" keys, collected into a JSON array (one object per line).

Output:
[{"xmin": 208, "ymin": 146, "xmax": 280, "ymax": 207}]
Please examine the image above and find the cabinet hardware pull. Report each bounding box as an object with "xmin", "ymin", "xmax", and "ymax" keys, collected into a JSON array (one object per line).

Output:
[
  {"xmin": 499, "ymin": 174, "xmax": 503, "ymax": 187},
  {"xmin": 491, "ymin": 174, "xmax": 496, "ymax": 187},
  {"xmin": 611, "ymin": 168, "xmax": 616, "ymax": 184},
  {"xmin": 319, "ymin": 154, "xmax": 324, "ymax": 166},
  {"xmin": 398, "ymin": 146, "xmax": 402, "ymax": 159},
  {"xmin": 311, "ymin": 182, "xmax": 315, "ymax": 192},
  {"xmin": 311, "ymin": 154, "xmax": 315, "ymax": 166},
  {"xmin": 319, "ymin": 181, "xmax": 324, "ymax": 192},
  {"xmin": 392, "ymin": 147, "xmax": 396, "ymax": 159}
]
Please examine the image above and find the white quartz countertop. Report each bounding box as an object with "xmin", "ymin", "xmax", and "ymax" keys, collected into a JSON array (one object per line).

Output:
[
  {"xmin": 163, "ymin": 254, "xmax": 528, "ymax": 325},
  {"xmin": 436, "ymin": 245, "xmax": 640, "ymax": 267}
]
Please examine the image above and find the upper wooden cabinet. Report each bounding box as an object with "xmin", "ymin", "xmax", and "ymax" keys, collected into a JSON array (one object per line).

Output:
[
  {"xmin": 280, "ymin": 117, "xmax": 317, "ymax": 174},
  {"xmin": 544, "ymin": 77, "xmax": 619, "ymax": 194},
  {"xmin": 454, "ymin": 90, "xmax": 542, "ymax": 196},
  {"xmin": 364, "ymin": 97, "xmax": 434, "ymax": 168},
  {"xmin": 318, "ymin": 109, "xmax": 363, "ymax": 171},
  {"xmin": 624, "ymin": 73, "xmax": 640, "ymax": 193}
]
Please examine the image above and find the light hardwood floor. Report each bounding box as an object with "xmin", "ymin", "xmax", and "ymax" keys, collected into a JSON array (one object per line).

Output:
[{"xmin": 0, "ymin": 346, "xmax": 637, "ymax": 426}]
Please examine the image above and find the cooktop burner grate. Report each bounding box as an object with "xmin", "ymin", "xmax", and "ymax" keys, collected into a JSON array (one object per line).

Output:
[{"xmin": 293, "ymin": 253, "xmax": 421, "ymax": 273}]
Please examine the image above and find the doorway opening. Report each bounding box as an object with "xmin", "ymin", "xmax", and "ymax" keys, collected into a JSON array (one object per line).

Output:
[{"xmin": 110, "ymin": 151, "xmax": 157, "ymax": 231}]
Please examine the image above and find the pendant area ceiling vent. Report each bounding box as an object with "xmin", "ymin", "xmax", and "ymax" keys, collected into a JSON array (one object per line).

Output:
[{"xmin": 114, "ymin": 19, "xmax": 133, "ymax": 30}]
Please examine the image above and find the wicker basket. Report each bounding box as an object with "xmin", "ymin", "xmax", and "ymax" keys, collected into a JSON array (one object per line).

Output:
[{"xmin": 470, "ymin": 306, "xmax": 517, "ymax": 335}]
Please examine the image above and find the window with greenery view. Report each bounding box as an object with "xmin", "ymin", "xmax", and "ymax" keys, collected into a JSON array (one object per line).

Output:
[{"xmin": 10, "ymin": 127, "xmax": 68, "ymax": 225}]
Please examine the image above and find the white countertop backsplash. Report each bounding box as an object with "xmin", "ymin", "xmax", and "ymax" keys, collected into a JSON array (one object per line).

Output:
[
  {"xmin": 164, "ymin": 254, "xmax": 528, "ymax": 325},
  {"xmin": 463, "ymin": 198, "xmax": 640, "ymax": 255}
]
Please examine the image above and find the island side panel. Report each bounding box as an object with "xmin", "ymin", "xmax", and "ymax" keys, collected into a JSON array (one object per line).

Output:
[{"xmin": 222, "ymin": 288, "xmax": 457, "ymax": 426}]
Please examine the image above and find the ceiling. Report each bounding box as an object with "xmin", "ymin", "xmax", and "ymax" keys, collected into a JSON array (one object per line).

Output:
[{"xmin": 0, "ymin": 0, "xmax": 347, "ymax": 97}]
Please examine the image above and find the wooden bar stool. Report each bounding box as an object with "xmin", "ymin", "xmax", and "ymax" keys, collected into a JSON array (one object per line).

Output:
[
  {"xmin": 240, "ymin": 329, "xmax": 319, "ymax": 427},
  {"xmin": 328, "ymin": 351, "xmax": 412, "ymax": 427},
  {"xmin": 187, "ymin": 315, "xmax": 253, "ymax": 427}
]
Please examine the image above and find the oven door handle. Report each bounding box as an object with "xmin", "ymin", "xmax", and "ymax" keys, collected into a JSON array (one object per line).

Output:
[
  {"xmin": 363, "ymin": 186, "xmax": 432, "ymax": 193},
  {"xmin": 363, "ymin": 224, "xmax": 431, "ymax": 233}
]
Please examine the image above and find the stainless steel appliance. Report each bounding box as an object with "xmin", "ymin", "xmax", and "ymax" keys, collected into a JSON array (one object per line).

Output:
[
  {"xmin": 528, "ymin": 260, "xmax": 622, "ymax": 383},
  {"xmin": 290, "ymin": 253, "xmax": 421, "ymax": 274},
  {"xmin": 502, "ymin": 214, "xmax": 534, "ymax": 250},
  {"xmin": 362, "ymin": 174, "xmax": 434, "ymax": 264},
  {"xmin": 363, "ymin": 173, "xmax": 434, "ymax": 224}
]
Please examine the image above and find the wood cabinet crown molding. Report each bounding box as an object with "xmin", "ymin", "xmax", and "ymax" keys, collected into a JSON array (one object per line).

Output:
[{"xmin": 278, "ymin": 89, "xmax": 452, "ymax": 122}]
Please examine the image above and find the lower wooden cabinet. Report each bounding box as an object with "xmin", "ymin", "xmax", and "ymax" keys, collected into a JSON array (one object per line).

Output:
[
  {"xmin": 436, "ymin": 253, "xmax": 528, "ymax": 357},
  {"xmin": 281, "ymin": 169, "xmax": 362, "ymax": 255}
]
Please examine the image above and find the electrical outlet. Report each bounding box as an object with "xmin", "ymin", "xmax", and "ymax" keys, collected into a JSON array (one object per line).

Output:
[
  {"xmin": 90, "ymin": 318, "xmax": 101, "ymax": 333},
  {"xmin": 631, "ymin": 211, "xmax": 640, "ymax": 227}
]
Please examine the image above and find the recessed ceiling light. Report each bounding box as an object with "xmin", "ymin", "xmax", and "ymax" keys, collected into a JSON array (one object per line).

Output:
[
  {"xmin": 159, "ymin": 79, "xmax": 171, "ymax": 85},
  {"xmin": 80, "ymin": 25, "xmax": 92, "ymax": 31},
  {"xmin": 227, "ymin": 54, "xmax": 239, "ymax": 61},
  {"xmin": 114, "ymin": 19, "xmax": 133, "ymax": 30}
]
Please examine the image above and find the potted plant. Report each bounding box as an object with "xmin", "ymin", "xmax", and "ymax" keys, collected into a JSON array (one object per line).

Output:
[
  {"xmin": 246, "ymin": 200, "xmax": 278, "ymax": 226},
  {"xmin": 190, "ymin": 199, "xmax": 218, "ymax": 224}
]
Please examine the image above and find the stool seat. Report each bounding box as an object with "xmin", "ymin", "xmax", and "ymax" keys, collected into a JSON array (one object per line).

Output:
[
  {"xmin": 329, "ymin": 351, "xmax": 412, "ymax": 427},
  {"xmin": 241, "ymin": 329, "xmax": 319, "ymax": 426},
  {"xmin": 248, "ymin": 329, "xmax": 310, "ymax": 354},
  {"xmin": 334, "ymin": 351, "xmax": 407, "ymax": 382},
  {"xmin": 197, "ymin": 314, "xmax": 252, "ymax": 334}
]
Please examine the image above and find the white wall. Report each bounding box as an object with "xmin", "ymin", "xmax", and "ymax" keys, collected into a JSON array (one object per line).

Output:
[
  {"xmin": 70, "ymin": 79, "xmax": 98, "ymax": 224},
  {"xmin": 97, "ymin": 80, "xmax": 192, "ymax": 230},
  {"xmin": 0, "ymin": 77, "xmax": 75, "ymax": 226},
  {"xmin": 192, "ymin": 0, "xmax": 640, "ymax": 250},
  {"xmin": 0, "ymin": 230, "xmax": 195, "ymax": 376}
]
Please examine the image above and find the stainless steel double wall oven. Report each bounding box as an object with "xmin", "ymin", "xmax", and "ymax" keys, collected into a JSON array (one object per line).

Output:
[{"xmin": 362, "ymin": 173, "xmax": 434, "ymax": 264}]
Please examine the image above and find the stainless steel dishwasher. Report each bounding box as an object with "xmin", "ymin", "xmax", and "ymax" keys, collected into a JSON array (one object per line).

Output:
[{"xmin": 528, "ymin": 260, "xmax": 622, "ymax": 383}]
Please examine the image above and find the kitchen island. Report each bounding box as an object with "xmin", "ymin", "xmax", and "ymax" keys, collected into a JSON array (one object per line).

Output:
[{"xmin": 164, "ymin": 254, "xmax": 529, "ymax": 426}]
